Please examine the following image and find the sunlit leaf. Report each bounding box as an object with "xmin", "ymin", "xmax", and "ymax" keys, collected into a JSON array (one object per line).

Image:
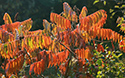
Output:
[
  {"xmin": 114, "ymin": 5, "xmax": 119, "ymax": 8},
  {"xmin": 93, "ymin": 0, "xmax": 99, "ymax": 5},
  {"xmin": 79, "ymin": 6, "xmax": 88, "ymax": 20},
  {"xmin": 3, "ymin": 13, "xmax": 12, "ymax": 24},
  {"xmin": 120, "ymin": 5, "xmax": 125, "ymax": 8},
  {"xmin": 110, "ymin": 12, "xmax": 116, "ymax": 18},
  {"xmin": 118, "ymin": 53, "xmax": 122, "ymax": 58},
  {"xmin": 109, "ymin": 9, "xmax": 114, "ymax": 13},
  {"xmin": 117, "ymin": 24, "xmax": 121, "ymax": 27},
  {"xmin": 5, "ymin": 62, "xmax": 10, "ymax": 74},
  {"xmin": 103, "ymin": 1, "xmax": 106, "ymax": 5},
  {"xmin": 96, "ymin": 58, "xmax": 102, "ymax": 66}
]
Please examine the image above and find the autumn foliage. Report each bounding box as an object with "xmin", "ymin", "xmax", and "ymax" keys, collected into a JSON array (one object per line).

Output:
[{"xmin": 0, "ymin": 2, "xmax": 125, "ymax": 78}]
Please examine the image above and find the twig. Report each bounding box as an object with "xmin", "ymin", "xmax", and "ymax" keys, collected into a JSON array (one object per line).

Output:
[
  {"xmin": 64, "ymin": 54, "xmax": 72, "ymax": 78},
  {"xmin": 59, "ymin": 42, "xmax": 76, "ymax": 57},
  {"xmin": 24, "ymin": 48, "xmax": 32, "ymax": 64},
  {"xmin": 40, "ymin": 74, "xmax": 45, "ymax": 78},
  {"xmin": 14, "ymin": 12, "xmax": 19, "ymax": 21},
  {"xmin": 49, "ymin": 31, "xmax": 77, "ymax": 57}
]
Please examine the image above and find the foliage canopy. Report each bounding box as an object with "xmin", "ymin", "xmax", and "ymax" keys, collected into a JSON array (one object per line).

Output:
[{"xmin": 0, "ymin": 1, "xmax": 125, "ymax": 78}]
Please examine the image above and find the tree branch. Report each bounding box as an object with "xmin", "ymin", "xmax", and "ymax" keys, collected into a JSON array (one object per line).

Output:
[
  {"xmin": 59, "ymin": 42, "xmax": 76, "ymax": 57},
  {"xmin": 49, "ymin": 31, "xmax": 77, "ymax": 57},
  {"xmin": 24, "ymin": 48, "xmax": 32, "ymax": 64},
  {"xmin": 64, "ymin": 56, "xmax": 72, "ymax": 78}
]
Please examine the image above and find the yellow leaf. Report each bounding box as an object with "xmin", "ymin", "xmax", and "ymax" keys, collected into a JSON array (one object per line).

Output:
[
  {"xmin": 111, "ymin": 12, "xmax": 116, "ymax": 17},
  {"xmin": 114, "ymin": 5, "xmax": 119, "ymax": 8},
  {"xmin": 120, "ymin": 5, "xmax": 125, "ymax": 8},
  {"xmin": 103, "ymin": 1, "xmax": 106, "ymax": 5},
  {"xmin": 117, "ymin": 24, "xmax": 121, "ymax": 27},
  {"xmin": 3, "ymin": 13, "xmax": 12, "ymax": 24},
  {"xmin": 118, "ymin": 53, "xmax": 122, "ymax": 58},
  {"xmin": 109, "ymin": 9, "xmax": 114, "ymax": 13},
  {"xmin": 93, "ymin": 0, "xmax": 99, "ymax": 5}
]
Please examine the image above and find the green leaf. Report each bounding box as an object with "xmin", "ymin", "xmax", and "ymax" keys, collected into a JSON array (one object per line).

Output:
[
  {"xmin": 4, "ymin": 44, "xmax": 7, "ymax": 47},
  {"xmin": 57, "ymin": 73, "xmax": 61, "ymax": 77},
  {"xmin": 93, "ymin": 0, "xmax": 99, "ymax": 5},
  {"xmin": 121, "ymin": 17, "xmax": 124, "ymax": 22},
  {"xmin": 97, "ymin": 71, "xmax": 102, "ymax": 75},
  {"xmin": 105, "ymin": 46, "xmax": 109, "ymax": 49},
  {"xmin": 103, "ymin": 1, "xmax": 106, "ymax": 5},
  {"xmin": 14, "ymin": 56, "xmax": 17, "ymax": 59},
  {"xmin": 96, "ymin": 58, "xmax": 102, "ymax": 66},
  {"xmin": 18, "ymin": 25, "xmax": 23, "ymax": 36},
  {"xmin": 122, "ymin": 27, "xmax": 125, "ymax": 31},
  {"xmin": 112, "ymin": 53, "xmax": 117, "ymax": 58},
  {"xmin": 99, "ymin": 66, "xmax": 102, "ymax": 69},
  {"xmin": 111, "ymin": 12, "xmax": 116, "ymax": 18},
  {"xmin": 116, "ymin": 51, "xmax": 121, "ymax": 53},
  {"xmin": 110, "ymin": 16, "xmax": 113, "ymax": 18},
  {"xmin": 120, "ymin": 5, "xmax": 125, "ymax": 8},
  {"xmin": 120, "ymin": 45, "xmax": 124, "ymax": 47},
  {"xmin": 109, "ymin": 9, "xmax": 114, "ymax": 13}
]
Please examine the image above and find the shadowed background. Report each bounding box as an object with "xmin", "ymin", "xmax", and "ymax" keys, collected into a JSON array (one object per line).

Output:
[{"xmin": 0, "ymin": 0, "xmax": 123, "ymax": 34}]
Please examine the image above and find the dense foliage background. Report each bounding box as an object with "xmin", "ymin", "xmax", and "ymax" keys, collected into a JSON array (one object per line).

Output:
[{"xmin": 0, "ymin": 0, "xmax": 123, "ymax": 33}]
